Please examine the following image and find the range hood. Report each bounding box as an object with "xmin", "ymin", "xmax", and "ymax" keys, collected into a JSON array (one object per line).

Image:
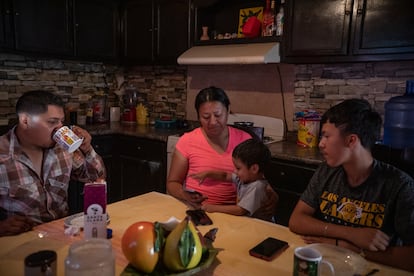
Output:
[{"xmin": 177, "ymin": 42, "xmax": 280, "ymax": 65}]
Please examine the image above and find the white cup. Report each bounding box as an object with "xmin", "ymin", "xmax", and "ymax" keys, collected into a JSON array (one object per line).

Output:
[
  {"xmin": 53, "ymin": 126, "xmax": 83, "ymax": 153},
  {"xmin": 293, "ymin": 246, "xmax": 334, "ymax": 276},
  {"xmin": 110, "ymin": 106, "xmax": 120, "ymax": 122}
]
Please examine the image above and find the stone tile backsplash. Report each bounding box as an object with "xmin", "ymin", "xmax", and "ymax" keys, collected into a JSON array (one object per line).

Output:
[{"xmin": 0, "ymin": 52, "xmax": 413, "ymax": 130}]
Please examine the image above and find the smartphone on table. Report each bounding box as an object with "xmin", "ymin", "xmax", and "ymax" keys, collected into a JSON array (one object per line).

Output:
[
  {"xmin": 186, "ymin": 209, "xmax": 213, "ymax": 226},
  {"xmin": 249, "ymin": 237, "xmax": 289, "ymax": 261}
]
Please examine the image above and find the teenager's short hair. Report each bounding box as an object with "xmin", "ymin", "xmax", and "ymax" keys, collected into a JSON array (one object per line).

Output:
[
  {"xmin": 16, "ymin": 90, "xmax": 64, "ymax": 116},
  {"xmin": 232, "ymin": 139, "xmax": 271, "ymax": 172},
  {"xmin": 321, "ymin": 98, "xmax": 382, "ymax": 149}
]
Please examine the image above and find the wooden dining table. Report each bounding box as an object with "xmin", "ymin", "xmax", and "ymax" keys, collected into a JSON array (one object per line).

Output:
[{"xmin": 0, "ymin": 192, "xmax": 412, "ymax": 276}]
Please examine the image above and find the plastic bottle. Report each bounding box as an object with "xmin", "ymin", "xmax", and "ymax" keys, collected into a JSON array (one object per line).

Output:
[
  {"xmin": 383, "ymin": 80, "xmax": 414, "ymax": 149},
  {"xmin": 276, "ymin": 6, "xmax": 284, "ymax": 36},
  {"xmin": 262, "ymin": 0, "xmax": 275, "ymax": 37}
]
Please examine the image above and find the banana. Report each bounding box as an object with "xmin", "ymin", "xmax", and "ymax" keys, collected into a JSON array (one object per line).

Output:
[{"xmin": 163, "ymin": 217, "xmax": 203, "ymax": 271}]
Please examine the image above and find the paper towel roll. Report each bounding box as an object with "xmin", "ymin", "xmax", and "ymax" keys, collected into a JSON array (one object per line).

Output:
[{"xmin": 110, "ymin": 107, "xmax": 120, "ymax": 122}]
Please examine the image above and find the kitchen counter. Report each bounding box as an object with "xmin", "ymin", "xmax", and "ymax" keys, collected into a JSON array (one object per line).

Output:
[
  {"xmin": 83, "ymin": 122, "xmax": 324, "ymax": 165},
  {"xmin": 267, "ymin": 140, "xmax": 324, "ymax": 165},
  {"xmin": 83, "ymin": 121, "xmax": 195, "ymax": 142}
]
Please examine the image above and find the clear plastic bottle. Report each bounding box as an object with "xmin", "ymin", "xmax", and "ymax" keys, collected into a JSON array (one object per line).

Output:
[{"xmin": 276, "ymin": 6, "xmax": 284, "ymax": 36}]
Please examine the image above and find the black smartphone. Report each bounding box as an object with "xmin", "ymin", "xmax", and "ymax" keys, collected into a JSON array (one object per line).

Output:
[
  {"xmin": 249, "ymin": 237, "xmax": 289, "ymax": 261},
  {"xmin": 186, "ymin": 209, "xmax": 213, "ymax": 225}
]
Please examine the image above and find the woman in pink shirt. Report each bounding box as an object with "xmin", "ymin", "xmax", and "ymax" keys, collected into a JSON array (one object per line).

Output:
[{"xmin": 167, "ymin": 87, "xmax": 277, "ymax": 212}]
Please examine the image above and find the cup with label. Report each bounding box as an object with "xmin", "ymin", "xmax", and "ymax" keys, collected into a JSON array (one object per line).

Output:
[
  {"xmin": 293, "ymin": 246, "xmax": 334, "ymax": 276},
  {"xmin": 53, "ymin": 126, "xmax": 83, "ymax": 153}
]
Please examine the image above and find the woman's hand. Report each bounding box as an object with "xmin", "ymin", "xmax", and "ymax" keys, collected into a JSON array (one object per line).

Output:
[{"xmin": 183, "ymin": 190, "xmax": 208, "ymax": 209}]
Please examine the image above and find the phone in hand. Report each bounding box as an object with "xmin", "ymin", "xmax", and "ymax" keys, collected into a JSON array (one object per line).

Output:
[
  {"xmin": 249, "ymin": 237, "xmax": 289, "ymax": 261},
  {"xmin": 186, "ymin": 209, "xmax": 213, "ymax": 226}
]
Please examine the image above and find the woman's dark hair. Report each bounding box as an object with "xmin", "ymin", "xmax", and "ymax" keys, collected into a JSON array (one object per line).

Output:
[
  {"xmin": 16, "ymin": 90, "xmax": 64, "ymax": 115},
  {"xmin": 232, "ymin": 139, "xmax": 271, "ymax": 172},
  {"xmin": 320, "ymin": 98, "xmax": 382, "ymax": 150},
  {"xmin": 194, "ymin": 86, "xmax": 230, "ymax": 116}
]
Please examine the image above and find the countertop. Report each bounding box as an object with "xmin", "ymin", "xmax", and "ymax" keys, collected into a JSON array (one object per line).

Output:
[{"xmin": 84, "ymin": 122, "xmax": 324, "ymax": 166}]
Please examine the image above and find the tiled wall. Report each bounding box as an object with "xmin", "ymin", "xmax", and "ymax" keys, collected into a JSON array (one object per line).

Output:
[
  {"xmin": 293, "ymin": 61, "xmax": 414, "ymax": 129},
  {"xmin": 0, "ymin": 53, "xmax": 187, "ymax": 125},
  {"xmin": 1, "ymin": 52, "xmax": 413, "ymax": 132}
]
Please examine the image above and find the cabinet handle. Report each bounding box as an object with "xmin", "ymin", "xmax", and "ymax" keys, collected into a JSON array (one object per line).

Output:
[
  {"xmin": 280, "ymin": 171, "xmax": 286, "ymax": 176},
  {"xmin": 15, "ymin": 12, "xmax": 20, "ymax": 16},
  {"xmin": 136, "ymin": 146, "xmax": 141, "ymax": 150},
  {"xmin": 356, "ymin": 0, "xmax": 365, "ymax": 16},
  {"xmin": 344, "ymin": 0, "xmax": 352, "ymax": 15},
  {"xmin": 5, "ymin": 9, "xmax": 11, "ymax": 14}
]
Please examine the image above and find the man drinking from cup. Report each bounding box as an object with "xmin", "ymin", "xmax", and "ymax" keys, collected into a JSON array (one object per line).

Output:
[{"xmin": 0, "ymin": 90, "xmax": 106, "ymax": 237}]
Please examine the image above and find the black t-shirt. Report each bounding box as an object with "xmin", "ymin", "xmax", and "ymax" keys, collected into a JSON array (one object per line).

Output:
[{"xmin": 301, "ymin": 159, "xmax": 414, "ymax": 245}]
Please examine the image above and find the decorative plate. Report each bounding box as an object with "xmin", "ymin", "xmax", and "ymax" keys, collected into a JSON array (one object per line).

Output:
[
  {"xmin": 64, "ymin": 212, "xmax": 110, "ymax": 229},
  {"xmin": 121, "ymin": 248, "xmax": 218, "ymax": 276}
]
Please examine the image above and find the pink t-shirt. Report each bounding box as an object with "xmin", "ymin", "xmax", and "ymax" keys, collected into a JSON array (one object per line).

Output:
[{"xmin": 176, "ymin": 126, "xmax": 251, "ymax": 205}]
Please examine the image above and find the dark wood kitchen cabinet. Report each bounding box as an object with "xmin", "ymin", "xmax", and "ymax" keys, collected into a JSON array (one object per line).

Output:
[
  {"xmin": 0, "ymin": 0, "xmax": 13, "ymax": 48},
  {"xmin": 265, "ymin": 158, "xmax": 318, "ymax": 226},
  {"xmin": 121, "ymin": 0, "xmax": 190, "ymax": 64},
  {"xmin": 9, "ymin": 0, "xmax": 73, "ymax": 56},
  {"xmin": 68, "ymin": 134, "xmax": 115, "ymax": 214},
  {"xmin": 73, "ymin": 0, "xmax": 120, "ymax": 61},
  {"xmin": 283, "ymin": 0, "xmax": 414, "ymax": 63},
  {"xmin": 114, "ymin": 135, "xmax": 166, "ymax": 200},
  {"xmin": 68, "ymin": 134, "xmax": 167, "ymax": 214}
]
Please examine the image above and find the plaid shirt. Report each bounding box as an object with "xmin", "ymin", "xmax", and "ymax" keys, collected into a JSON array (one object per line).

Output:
[{"xmin": 0, "ymin": 127, "xmax": 106, "ymax": 224}]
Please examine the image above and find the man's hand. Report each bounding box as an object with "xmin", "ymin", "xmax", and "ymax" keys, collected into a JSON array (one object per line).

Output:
[
  {"xmin": 350, "ymin": 227, "xmax": 390, "ymax": 251},
  {"xmin": 71, "ymin": 126, "xmax": 93, "ymax": 154},
  {"xmin": 0, "ymin": 214, "xmax": 34, "ymax": 237}
]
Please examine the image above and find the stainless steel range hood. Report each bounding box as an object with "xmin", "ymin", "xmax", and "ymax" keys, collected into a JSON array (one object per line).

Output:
[{"xmin": 177, "ymin": 42, "xmax": 280, "ymax": 65}]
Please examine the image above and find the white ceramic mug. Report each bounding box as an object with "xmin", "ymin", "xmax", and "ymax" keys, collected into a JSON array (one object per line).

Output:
[
  {"xmin": 53, "ymin": 126, "xmax": 83, "ymax": 153},
  {"xmin": 293, "ymin": 246, "xmax": 334, "ymax": 276}
]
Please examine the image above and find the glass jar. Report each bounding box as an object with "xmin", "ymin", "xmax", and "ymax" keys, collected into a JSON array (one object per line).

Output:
[{"xmin": 65, "ymin": 239, "xmax": 115, "ymax": 276}]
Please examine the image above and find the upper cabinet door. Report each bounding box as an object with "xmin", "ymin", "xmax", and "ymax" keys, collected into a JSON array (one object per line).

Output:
[
  {"xmin": 352, "ymin": 0, "xmax": 414, "ymax": 55},
  {"xmin": 73, "ymin": 0, "xmax": 120, "ymax": 61},
  {"xmin": 13, "ymin": 0, "xmax": 73, "ymax": 55},
  {"xmin": 122, "ymin": 0, "xmax": 154, "ymax": 64},
  {"xmin": 283, "ymin": 0, "xmax": 351, "ymax": 58},
  {"xmin": 0, "ymin": 0, "xmax": 14, "ymax": 49},
  {"xmin": 157, "ymin": 0, "xmax": 190, "ymax": 64},
  {"xmin": 121, "ymin": 0, "xmax": 190, "ymax": 65}
]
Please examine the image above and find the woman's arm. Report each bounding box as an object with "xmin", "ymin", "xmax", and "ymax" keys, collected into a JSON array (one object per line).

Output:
[{"xmin": 167, "ymin": 150, "xmax": 207, "ymax": 208}]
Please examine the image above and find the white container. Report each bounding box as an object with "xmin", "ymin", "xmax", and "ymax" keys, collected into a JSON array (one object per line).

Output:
[
  {"xmin": 65, "ymin": 239, "xmax": 115, "ymax": 276},
  {"xmin": 53, "ymin": 126, "xmax": 83, "ymax": 153},
  {"xmin": 109, "ymin": 106, "xmax": 120, "ymax": 122}
]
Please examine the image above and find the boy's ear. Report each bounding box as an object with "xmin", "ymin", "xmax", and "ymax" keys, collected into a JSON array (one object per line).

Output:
[{"xmin": 250, "ymin": 163, "xmax": 260, "ymax": 174}]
